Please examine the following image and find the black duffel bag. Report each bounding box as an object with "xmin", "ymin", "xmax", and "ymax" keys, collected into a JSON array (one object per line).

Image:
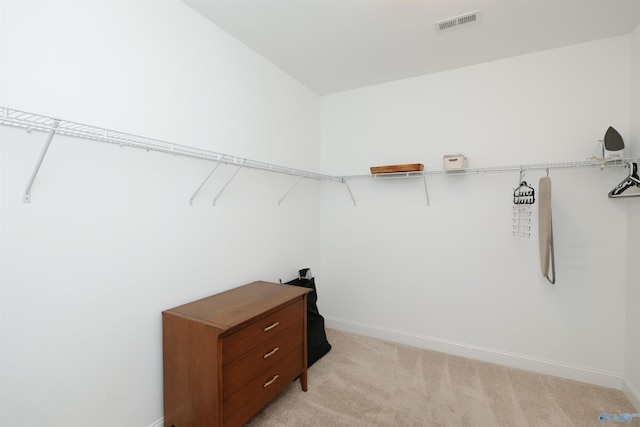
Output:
[{"xmin": 285, "ymin": 268, "xmax": 331, "ymax": 367}]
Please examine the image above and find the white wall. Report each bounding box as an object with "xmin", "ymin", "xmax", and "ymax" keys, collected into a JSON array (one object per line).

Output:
[
  {"xmin": 0, "ymin": 2, "xmax": 321, "ymax": 427},
  {"xmin": 320, "ymin": 36, "xmax": 631, "ymax": 388},
  {"xmin": 624, "ymin": 22, "xmax": 640, "ymax": 410},
  {"xmin": 1, "ymin": 1, "xmax": 638, "ymax": 425}
]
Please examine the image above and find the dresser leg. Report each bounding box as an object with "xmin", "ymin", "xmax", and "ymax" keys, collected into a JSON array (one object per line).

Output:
[{"xmin": 300, "ymin": 371, "xmax": 308, "ymax": 392}]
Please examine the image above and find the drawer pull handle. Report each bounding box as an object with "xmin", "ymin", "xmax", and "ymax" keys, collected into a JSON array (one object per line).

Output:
[
  {"xmin": 263, "ymin": 375, "xmax": 279, "ymax": 388},
  {"xmin": 263, "ymin": 322, "xmax": 279, "ymax": 332},
  {"xmin": 263, "ymin": 347, "xmax": 280, "ymax": 359}
]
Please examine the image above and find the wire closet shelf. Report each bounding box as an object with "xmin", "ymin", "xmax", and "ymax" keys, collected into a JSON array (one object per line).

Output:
[
  {"xmin": 0, "ymin": 107, "xmax": 339, "ymax": 182},
  {"xmin": 343, "ymin": 159, "xmax": 635, "ymax": 180},
  {"xmin": 1, "ymin": 106, "xmax": 637, "ymax": 203}
]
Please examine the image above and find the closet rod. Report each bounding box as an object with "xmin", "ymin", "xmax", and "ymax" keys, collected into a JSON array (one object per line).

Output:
[{"xmin": 0, "ymin": 107, "xmax": 340, "ymax": 183}]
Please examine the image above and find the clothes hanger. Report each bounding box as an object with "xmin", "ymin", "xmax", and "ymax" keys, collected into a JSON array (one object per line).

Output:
[{"xmin": 608, "ymin": 161, "xmax": 640, "ymax": 198}]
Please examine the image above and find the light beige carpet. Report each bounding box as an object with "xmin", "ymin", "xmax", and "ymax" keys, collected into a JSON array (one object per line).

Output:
[{"xmin": 246, "ymin": 328, "xmax": 636, "ymax": 427}]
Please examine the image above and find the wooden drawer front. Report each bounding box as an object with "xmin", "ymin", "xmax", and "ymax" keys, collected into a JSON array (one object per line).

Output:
[
  {"xmin": 223, "ymin": 345, "xmax": 303, "ymax": 427},
  {"xmin": 222, "ymin": 298, "xmax": 303, "ymax": 364},
  {"xmin": 223, "ymin": 319, "xmax": 303, "ymax": 399}
]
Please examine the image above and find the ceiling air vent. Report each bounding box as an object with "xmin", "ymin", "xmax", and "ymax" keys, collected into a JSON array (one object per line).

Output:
[{"xmin": 434, "ymin": 10, "xmax": 482, "ymax": 32}]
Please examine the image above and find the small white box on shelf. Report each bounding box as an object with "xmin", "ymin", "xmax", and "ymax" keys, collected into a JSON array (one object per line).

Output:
[{"xmin": 443, "ymin": 154, "xmax": 467, "ymax": 171}]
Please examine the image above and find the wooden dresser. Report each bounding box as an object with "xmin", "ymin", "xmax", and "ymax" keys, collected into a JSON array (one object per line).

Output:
[{"xmin": 162, "ymin": 281, "xmax": 312, "ymax": 427}]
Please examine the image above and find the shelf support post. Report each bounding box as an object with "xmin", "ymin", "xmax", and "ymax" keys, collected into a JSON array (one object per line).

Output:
[
  {"xmin": 278, "ymin": 175, "xmax": 305, "ymax": 206},
  {"xmin": 422, "ymin": 175, "xmax": 430, "ymax": 206},
  {"xmin": 343, "ymin": 180, "xmax": 356, "ymax": 207},
  {"xmin": 213, "ymin": 164, "xmax": 243, "ymax": 206},
  {"xmin": 189, "ymin": 162, "xmax": 221, "ymax": 205},
  {"xmin": 23, "ymin": 119, "xmax": 60, "ymax": 203}
]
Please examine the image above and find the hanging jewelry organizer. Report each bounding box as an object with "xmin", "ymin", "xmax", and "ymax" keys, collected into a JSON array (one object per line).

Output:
[{"xmin": 512, "ymin": 171, "xmax": 535, "ymax": 238}]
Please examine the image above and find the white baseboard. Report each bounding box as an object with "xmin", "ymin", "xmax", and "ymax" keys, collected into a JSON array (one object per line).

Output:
[
  {"xmin": 325, "ymin": 316, "xmax": 622, "ymax": 389},
  {"xmin": 622, "ymin": 377, "xmax": 640, "ymax": 411},
  {"xmin": 148, "ymin": 417, "xmax": 164, "ymax": 427}
]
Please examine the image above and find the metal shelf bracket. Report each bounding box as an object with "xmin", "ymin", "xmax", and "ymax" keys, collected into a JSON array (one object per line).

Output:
[
  {"xmin": 212, "ymin": 164, "xmax": 244, "ymax": 206},
  {"xmin": 343, "ymin": 180, "xmax": 357, "ymax": 207},
  {"xmin": 422, "ymin": 176, "xmax": 430, "ymax": 206},
  {"xmin": 189, "ymin": 162, "xmax": 221, "ymax": 205},
  {"xmin": 278, "ymin": 176, "xmax": 305, "ymax": 206},
  {"xmin": 23, "ymin": 119, "xmax": 60, "ymax": 203}
]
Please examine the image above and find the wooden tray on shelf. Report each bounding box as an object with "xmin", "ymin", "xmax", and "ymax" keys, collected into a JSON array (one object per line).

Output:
[{"xmin": 370, "ymin": 163, "xmax": 424, "ymax": 174}]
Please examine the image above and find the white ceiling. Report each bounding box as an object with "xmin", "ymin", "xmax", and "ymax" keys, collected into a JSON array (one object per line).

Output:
[{"xmin": 183, "ymin": 0, "xmax": 640, "ymax": 95}]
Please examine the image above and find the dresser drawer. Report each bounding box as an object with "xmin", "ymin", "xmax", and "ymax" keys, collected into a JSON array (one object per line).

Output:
[
  {"xmin": 222, "ymin": 298, "xmax": 304, "ymax": 364},
  {"xmin": 223, "ymin": 345, "xmax": 304, "ymax": 427},
  {"xmin": 223, "ymin": 319, "xmax": 303, "ymax": 399}
]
